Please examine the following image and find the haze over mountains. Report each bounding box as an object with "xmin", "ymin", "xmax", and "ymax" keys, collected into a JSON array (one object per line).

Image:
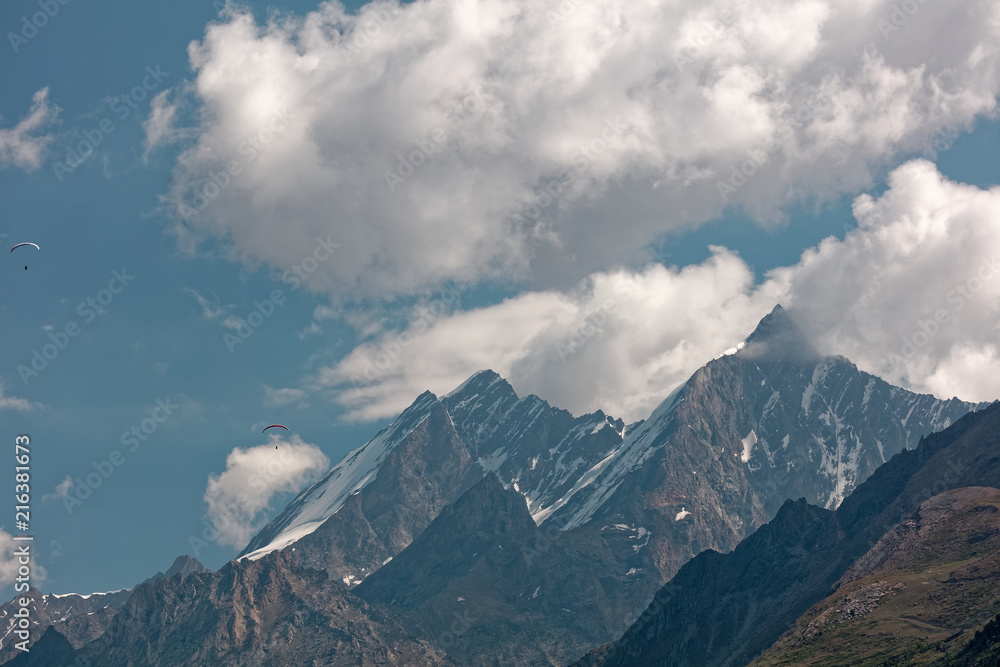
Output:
[{"xmin": 4, "ymin": 305, "xmax": 995, "ymax": 665}]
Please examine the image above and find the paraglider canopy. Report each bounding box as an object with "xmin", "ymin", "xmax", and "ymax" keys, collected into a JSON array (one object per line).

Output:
[
  {"xmin": 10, "ymin": 242, "xmax": 39, "ymax": 270},
  {"xmin": 263, "ymin": 424, "xmax": 290, "ymax": 448}
]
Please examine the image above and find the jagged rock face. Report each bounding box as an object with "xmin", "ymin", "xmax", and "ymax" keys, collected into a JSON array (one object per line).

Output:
[
  {"xmin": 575, "ymin": 401, "xmax": 1000, "ymax": 667},
  {"xmin": 67, "ymin": 551, "xmax": 453, "ymax": 667},
  {"xmin": 355, "ymin": 474, "xmax": 663, "ymax": 666},
  {"xmin": 0, "ymin": 587, "xmax": 127, "ymax": 664},
  {"xmin": 540, "ymin": 305, "xmax": 982, "ymax": 585},
  {"xmin": 0, "ymin": 555, "xmax": 208, "ymax": 664},
  {"xmin": 4, "ymin": 626, "xmax": 76, "ymax": 666},
  {"xmin": 240, "ymin": 375, "xmax": 631, "ymax": 590},
  {"xmin": 954, "ymin": 612, "xmax": 1000, "ymax": 666},
  {"xmin": 752, "ymin": 486, "xmax": 1000, "ymax": 666},
  {"xmin": 225, "ymin": 305, "xmax": 983, "ymax": 662},
  {"xmin": 284, "ymin": 402, "xmax": 484, "ymax": 587}
]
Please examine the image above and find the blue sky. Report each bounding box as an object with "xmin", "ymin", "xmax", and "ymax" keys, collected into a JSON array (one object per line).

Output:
[{"xmin": 1, "ymin": 0, "xmax": 998, "ymax": 596}]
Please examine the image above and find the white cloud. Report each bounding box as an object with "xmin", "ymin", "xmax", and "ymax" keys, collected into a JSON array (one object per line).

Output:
[
  {"xmin": 143, "ymin": 90, "xmax": 181, "ymax": 160},
  {"xmin": 165, "ymin": 0, "xmax": 1000, "ymax": 298},
  {"xmin": 318, "ymin": 249, "xmax": 782, "ymax": 421},
  {"xmin": 203, "ymin": 437, "xmax": 329, "ymax": 548},
  {"xmin": 42, "ymin": 475, "xmax": 74, "ymax": 502},
  {"xmin": 263, "ymin": 385, "xmax": 309, "ymax": 408},
  {"xmin": 315, "ymin": 161, "xmax": 1000, "ymax": 422},
  {"xmin": 0, "ymin": 88, "xmax": 59, "ymax": 171},
  {"xmin": 182, "ymin": 287, "xmax": 245, "ymax": 330},
  {"xmin": 0, "ymin": 527, "xmax": 46, "ymax": 587},
  {"xmin": 0, "ymin": 380, "xmax": 37, "ymax": 411},
  {"xmin": 775, "ymin": 159, "xmax": 1000, "ymax": 403}
]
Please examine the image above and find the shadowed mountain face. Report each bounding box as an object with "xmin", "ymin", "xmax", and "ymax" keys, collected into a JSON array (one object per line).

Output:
[
  {"xmin": 752, "ymin": 486, "xmax": 1000, "ymax": 666},
  {"xmin": 13, "ymin": 306, "xmax": 990, "ymax": 667},
  {"xmin": 243, "ymin": 306, "xmax": 981, "ymax": 595},
  {"xmin": 354, "ymin": 473, "xmax": 664, "ymax": 666},
  {"xmin": 0, "ymin": 555, "xmax": 207, "ymax": 665},
  {"xmin": 575, "ymin": 401, "xmax": 1000, "ymax": 667},
  {"xmin": 65, "ymin": 551, "xmax": 453, "ymax": 667}
]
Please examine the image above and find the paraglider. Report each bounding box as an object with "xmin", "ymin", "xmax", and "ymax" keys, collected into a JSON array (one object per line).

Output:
[
  {"xmin": 262, "ymin": 424, "xmax": 290, "ymax": 448},
  {"xmin": 11, "ymin": 242, "xmax": 39, "ymax": 269}
]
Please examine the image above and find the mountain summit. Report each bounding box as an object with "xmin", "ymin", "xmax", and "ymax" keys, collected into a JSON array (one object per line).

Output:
[
  {"xmin": 741, "ymin": 304, "xmax": 820, "ymax": 362},
  {"xmin": 239, "ymin": 306, "xmax": 982, "ymax": 596}
]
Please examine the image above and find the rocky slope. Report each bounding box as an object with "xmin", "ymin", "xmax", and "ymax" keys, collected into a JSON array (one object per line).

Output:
[
  {"xmin": 355, "ymin": 473, "xmax": 662, "ymax": 666},
  {"xmin": 66, "ymin": 550, "xmax": 452, "ymax": 666},
  {"xmin": 575, "ymin": 400, "xmax": 1000, "ymax": 667},
  {"xmin": 751, "ymin": 486, "xmax": 1000, "ymax": 666},
  {"xmin": 245, "ymin": 306, "xmax": 981, "ymax": 597},
  {"xmin": 0, "ymin": 555, "xmax": 207, "ymax": 664},
  {"xmin": 15, "ymin": 306, "xmax": 989, "ymax": 666}
]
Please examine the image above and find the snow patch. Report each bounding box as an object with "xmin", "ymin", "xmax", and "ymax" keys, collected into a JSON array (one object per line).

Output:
[
  {"xmin": 50, "ymin": 589, "xmax": 126, "ymax": 600},
  {"xmin": 675, "ymin": 508, "xmax": 691, "ymax": 521},
  {"xmin": 715, "ymin": 341, "xmax": 746, "ymax": 359},
  {"xmin": 740, "ymin": 430, "xmax": 758, "ymax": 463}
]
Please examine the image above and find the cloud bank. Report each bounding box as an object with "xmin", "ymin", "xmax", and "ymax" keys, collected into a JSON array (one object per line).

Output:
[
  {"xmin": 318, "ymin": 161, "xmax": 1000, "ymax": 422},
  {"xmin": 166, "ymin": 0, "xmax": 1000, "ymax": 297}
]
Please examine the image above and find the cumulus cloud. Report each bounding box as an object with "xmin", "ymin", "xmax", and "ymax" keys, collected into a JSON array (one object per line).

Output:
[
  {"xmin": 203, "ymin": 437, "xmax": 329, "ymax": 548},
  {"xmin": 0, "ymin": 88, "xmax": 59, "ymax": 171},
  {"xmin": 164, "ymin": 0, "xmax": 1000, "ymax": 298},
  {"xmin": 0, "ymin": 527, "xmax": 46, "ymax": 587},
  {"xmin": 777, "ymin": 159, "xmax": 1000, "ymax": 403},
  {"xmin": 315, "ymin": 161, "xmax": 1000, "ymax": 422}
]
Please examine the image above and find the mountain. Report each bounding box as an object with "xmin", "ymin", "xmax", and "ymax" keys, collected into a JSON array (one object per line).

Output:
[
  {"xmin": 239, "ymin": 375, "xmax": 631, "ymax": 589},
  {"xmin": 354, "ymin": 473, "xmax": 662, "ymax": 665},
  {"xmin": 4, "ymin": 626, "xmax": 75, "ymax": 667},
  {"xmin": 66, "ymin": 550, "xmax": 452, "ymax": 667},
  {"xmin": 953, "ymin": 612, "xmax": 1000, "ymax": 666},
  {"xmin": 575, "ymin": 400, "xmax": 1000, "ymax": 667},
  {"xmin": 751, "ymin": 486, "xmax": 1000, "ymax": 666},
  {"xmin": 242, "ymin": 306, "xmax": 982, "ymax": 596},
  {"xmin": 16, "ymin": 306, "xmax": 992, "ymax": 666},
  {"xmin": 0, "ymin": 555, "xmax": 207, "ymax": 664}
]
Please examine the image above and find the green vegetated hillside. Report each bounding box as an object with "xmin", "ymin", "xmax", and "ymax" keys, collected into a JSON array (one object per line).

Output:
[{"xmin": 751, "ymin": 486, "xmax": 1000, "ymax": 667}]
